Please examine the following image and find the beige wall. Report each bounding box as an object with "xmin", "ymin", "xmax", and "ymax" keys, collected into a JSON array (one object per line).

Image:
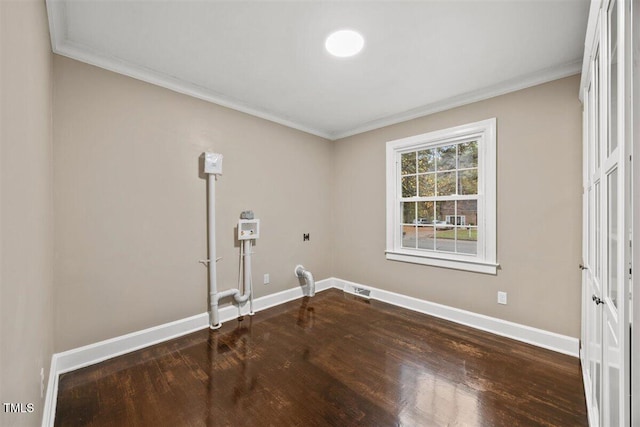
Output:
[
  {"xmin": 53, "ymin": 56, "xmax": 334, "ymax": 351},
  {"xmin": 53, "ymin": 58, "xmax": 582, "ymax": 351},
  {"xmin": 0, "ymin": 6, "xmax": 584, "ymax": 422},
  {"xmin": 52, "ymin": 55, "xmax": 582, "ymax": 351},
  {"xmin": 0, "ymin": 1, "xmax": 54, "ymax": 426},
  {"xmin": 332, "ymin": 75, "xmax": 583, "ymax": 338}
]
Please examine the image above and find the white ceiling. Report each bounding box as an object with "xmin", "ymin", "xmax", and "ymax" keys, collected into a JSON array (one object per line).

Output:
[{"xmin": 46, "ymin": 0, "xmax": 589, "ymax": 140}]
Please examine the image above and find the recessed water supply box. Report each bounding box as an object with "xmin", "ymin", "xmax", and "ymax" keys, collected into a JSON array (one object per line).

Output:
[
  {"xmin": 203, "ymin": 152, "xmax": 223, "ymax": 175},
  {"xmin": 238, "ymin": 219, "xmax": 260, "ymax": 240}
]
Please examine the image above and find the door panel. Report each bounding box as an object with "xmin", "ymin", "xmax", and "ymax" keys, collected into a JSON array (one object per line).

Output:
[
  {"xmin": 605, "ymin": 321, "xmax": 620, "ymax": 426},
  {"xmin": 581, "ymin": 1, "xmax": 630, "ymax": 425},
  {"xmin": 607, "ymin": 166, "xmax": 619, "ymax": 310},
  {"xmin": 583, "ymin": 36, "xmax": 602, "ymax": 425}
]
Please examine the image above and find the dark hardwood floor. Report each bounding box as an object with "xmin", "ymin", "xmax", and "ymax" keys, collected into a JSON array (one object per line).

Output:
[{"xmin": 55, "ymin": 289, "xmax": 588, "ymax": 426}]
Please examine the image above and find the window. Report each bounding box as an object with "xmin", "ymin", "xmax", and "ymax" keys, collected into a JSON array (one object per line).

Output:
[{"xmin": 385, "ymin": 118, "xmax": 497, "ymax": 274}]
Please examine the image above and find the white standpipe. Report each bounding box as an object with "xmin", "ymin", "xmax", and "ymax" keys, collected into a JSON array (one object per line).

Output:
[
  {"xmin": 203, "ymin": 152, "xmax": 258, "ymax": 329},
  {"xmin": 207, "ymin": 171, "xmax": 219, "ymax": 328},
  {"xmin": 243, "ymin": 239, "xmax": 254, "ymax": 316}
]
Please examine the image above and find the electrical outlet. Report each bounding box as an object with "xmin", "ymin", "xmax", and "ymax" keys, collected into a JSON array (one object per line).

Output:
[
  {"xmin": 264, "ymin": 273, "xmax": 270, "ymax": 285},
  {"xmin": 497, "ymin": 291, "xmax": 507, "ymax": 305},
  {"xmin": 40, "ymin": 367, "xmax": 45, "ymax": 398}
]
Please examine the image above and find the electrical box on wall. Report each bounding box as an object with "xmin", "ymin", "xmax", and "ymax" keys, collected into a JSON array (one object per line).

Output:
[
  {"xmin": 238, "ymin": 219, "xmax": 260, "ymax": 240},
  {"xmin": 204, "ymin": 152, "xmax": 223, "ymax": 175}
]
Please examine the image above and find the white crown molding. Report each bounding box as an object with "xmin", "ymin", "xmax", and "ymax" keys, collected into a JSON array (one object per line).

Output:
[
  {"xmin": 45, "ymin": 0, "xmax": 332, "ymax": 139},
  {"xmin": 52, "ymin": 40, "xmax": 334, "ymax": 140},
  {"xmin": 46, "ymin": 0, "xmax": 66, "ymax": 53},
  {"xmin": 46, "ymin": 0, "xmax": 583, "ymax": 142},
  {"xmin": 330, "ymin": 60, "xmax": 583, "ymax": 140}
]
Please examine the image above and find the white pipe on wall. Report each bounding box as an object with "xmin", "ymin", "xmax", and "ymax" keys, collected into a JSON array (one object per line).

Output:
[
  {"xmin": 207, "ymin": 173, "xmax": 219, "ymax": 328},
  {"xmin": 244, "ymin": 240, "xmax": 255, "ymax": 315},
  {"xmin": 204, "ymin": 152, "xmax": 256, "ymax": 328},
  {"xmin": 207, "ymin": 172, "xmax": 254, "ymax": 328}
]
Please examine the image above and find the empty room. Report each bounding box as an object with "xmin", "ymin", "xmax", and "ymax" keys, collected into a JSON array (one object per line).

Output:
[{"xmin": 1, "ymin": 0, "xmax": 639, "ymax": 426}]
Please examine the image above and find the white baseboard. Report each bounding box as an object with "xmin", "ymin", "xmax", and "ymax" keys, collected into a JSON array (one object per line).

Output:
[
  {"xmin": 335, "ymin": 278, "xmax": 579, "ymax": 358},
  {"xmin": 41, "ymin": 278, "xmax": 333, "ymax": 427},
  {"xmin": 42, "ymin": 276, "xmax": 578, "ymax": 426},
  {"xmin": 41, "ymin": 353, "xmax": 58, "ymax": 427}
]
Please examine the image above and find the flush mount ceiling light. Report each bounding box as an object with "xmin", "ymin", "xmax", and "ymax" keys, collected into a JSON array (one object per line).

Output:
[{"xmin": 325, "ymin": 30, "xmax": 364, "ymax": 58}]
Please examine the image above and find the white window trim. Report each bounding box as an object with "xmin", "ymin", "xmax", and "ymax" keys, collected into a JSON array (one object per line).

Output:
[{"xmin": 385, "ymin": 118, "xmax": 498, "ymax": 274}]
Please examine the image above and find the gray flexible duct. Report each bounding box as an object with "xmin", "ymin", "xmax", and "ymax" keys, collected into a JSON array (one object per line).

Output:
[{"xmin": 295, "ymin": 265, "xmax": 316, "ymax": 297}]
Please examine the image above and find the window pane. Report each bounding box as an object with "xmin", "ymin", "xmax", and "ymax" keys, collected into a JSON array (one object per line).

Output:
[
  {"xmin": 585, "ymin": 187, "xmax": 594, "ymax": 268},
  {"xmin": 402, "ymin": 202, "xmax": 416, "ymax": 224},
  {"xmin": 436, "ymin": 171, "xmax": 455, "ymax": 196},
  {"xmin": 435, "ymin": 200, "xmax": 456, "ymax": 225},
  {"xmin": 401, "ymin": 152, "xmax": 416, "ymax": 175},
  {"xmin": 435, "ymin": 227, "xmax": 456, "ymax": 252},
  {"xmin": 595, "ymin": 48, "xmax": 601, "ymax": 169},
  {"xmin": 456, "ymin": 226, "xmax": 477, "ymax": 255},
  {"xmin": 607, "ymin": 323, "xmax": 620, "ymax": 427},
  {"xmin": 418, "ymin": 174, "xmax": 435, "ymax": 197},
  {"xmin": 595, "ymin": 181, "xmax": 601, "ymax": 282},
  {"xmin": 417, "ymin": 149, "xmax": 435, "ymax": 173},
  {"xmin": 402, "ymin": 225, "xmax": 416, "ymax": 248},
  {"xmin": 457, "ymin": 200, "xmax": 478, "ymax": 227},
  {"xmin": 402, "ymin": 175, "xmax": 417, "ymax": 197},
  {"xmin": 417, "ymin": 226, "xmax": 435, "ymax": 250},
  {"xmin": 447, "ymin": 215, "xmax": 464, "ymax": 225},
  {"xmin": 458, "ymin": 141, "xmax": 478, "ymax": 169},
  {"xmin": 608, "ymin": 0, "xmax": 618, "ymax": 154},
  {"xmin": 458, "ymin": 169, "xmax": 478, "ymax": 195},
  {"xmin": 587, "ymin": 82, "xmax": 594, "ymax": 177},
  {"xmin": 388, "ymin": 119, "xmax": 495, "ymax": 270},
  {"xmin": 417, "ymin": 201, "xmax": 434, "ymax": 224},
  {"xmin": 436, "ymin": 145, "xmax": 456, "ymax": 171},
  {"xmin": 607, "ymin": 168, "xmax": 618, "ymax": 308},
  {"xmin": 591, "ymin": 285, "xmax": 602, "ymax": 411}
]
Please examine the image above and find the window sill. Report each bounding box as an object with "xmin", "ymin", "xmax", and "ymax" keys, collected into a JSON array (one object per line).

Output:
[{"xmin": 385, "ymin": 251, "xmax": 498, "ymax": 275}]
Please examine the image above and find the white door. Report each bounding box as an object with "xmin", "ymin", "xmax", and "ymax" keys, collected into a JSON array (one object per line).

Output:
[
  {"xmin": 581, "ymin": 1, "xmax": 631, "ymax": 426},
  {"xmin": 582, "ymin": 35, "xmax": 603, "ymax": 426},
  {"xmin": 600, "ymin": 1, "xmax": 630, "ymax": 425}
]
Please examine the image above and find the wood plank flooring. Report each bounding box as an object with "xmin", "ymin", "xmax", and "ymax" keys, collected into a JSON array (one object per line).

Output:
[{"xmin": 55, "ymin": 289, "xmax": 588, "ymax": 426}]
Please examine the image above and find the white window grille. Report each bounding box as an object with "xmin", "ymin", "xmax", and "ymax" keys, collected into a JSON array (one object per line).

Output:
[{"xmin": 385, "ymin": 118, "xmax": 498, "ymax": 274}]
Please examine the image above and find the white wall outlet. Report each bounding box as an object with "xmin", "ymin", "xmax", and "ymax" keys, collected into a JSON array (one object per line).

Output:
[
  {"xmin": 264, "ymin": 273, "xmax": 270, "ymax": 285},
  {"xmin": 40, "ymin": 367, "xmax": 45, "ymax": 398},
  {"xmin": 497, "ymin": 291, "xmax": 507, "ymax": 305}
]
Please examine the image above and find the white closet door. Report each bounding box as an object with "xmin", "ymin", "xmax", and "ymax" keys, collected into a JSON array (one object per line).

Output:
[
  {"xmin": 601, "ymin": 1, "xmax": 629, "ymax": 425},
  {"xmin": 583, "ymin": 37, "xmax": 603, "ymax": 426},
  {"xmin": 581, "ymin": 1, "xmax": 631, "ymax": 425}
]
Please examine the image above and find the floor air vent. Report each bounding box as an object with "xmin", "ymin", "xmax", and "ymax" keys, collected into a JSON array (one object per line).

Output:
[{"xmin": 344, "ymin": 284, "xmax": 371, "ymax": 299}]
